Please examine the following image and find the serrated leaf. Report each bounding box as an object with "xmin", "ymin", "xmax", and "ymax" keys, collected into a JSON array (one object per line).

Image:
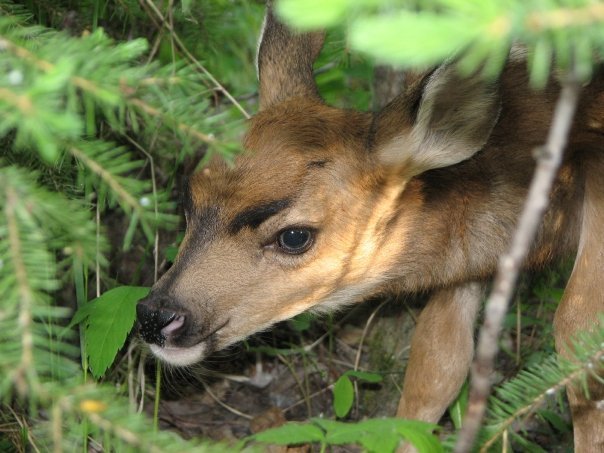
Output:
[
  {"xmin": 355, "ymin": 425, "xmax": 400, "ymax": 453},
  {"xmin": 74, "ymin": 286, "xmax": 149, "ymax": 378},
  {"xmin": 316, "ymin": 418, "xmax": 365, "ymax": 444},
  {"xmin": 315, "ymin": 418, "xmax": 441, "ymax": 453},
  {"xmin": 333, "ymin": 375, "xmax": 354, "ymax": 418},
  {"xmin": 253, "ymin": 422, "xmax": 325, "ymax": 445},
  {"xmin": 69, "ymin": 300, "xmax": 95, "ymax": 328}
]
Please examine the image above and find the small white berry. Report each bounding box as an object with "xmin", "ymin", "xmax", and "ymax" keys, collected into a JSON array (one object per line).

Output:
[{"xmin": 8, "ymin": 69, "xmax": 23, "ymax": 85}]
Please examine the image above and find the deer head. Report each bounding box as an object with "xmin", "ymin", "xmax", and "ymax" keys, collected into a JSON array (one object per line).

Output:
[{"xmin": 136, "ymin": 7, "xmax": 501, "ymax": 366}]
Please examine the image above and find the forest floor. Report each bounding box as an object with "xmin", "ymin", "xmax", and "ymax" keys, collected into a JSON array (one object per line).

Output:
[
  {"xmin": 142, "ymin": 298, "xmax": 417, "ymax": 450},
  {"xmin": 135, "ymin": 293, "xmax": 574, "ymax": 452}
]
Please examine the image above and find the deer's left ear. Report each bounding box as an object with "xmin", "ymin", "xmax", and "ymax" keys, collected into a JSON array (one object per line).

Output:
[
  {"xmin": 256, "ymin": 7, "xmax": 325, "ymax": 109},
  {"xmin": 374, "ymin": 65, "xmax": 501, "ymax": 176}
]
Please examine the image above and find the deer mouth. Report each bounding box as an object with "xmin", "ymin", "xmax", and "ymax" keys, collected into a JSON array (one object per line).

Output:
[{"xmin": 147, "ymin": 319, "xmax": 229, "ymax": 367}]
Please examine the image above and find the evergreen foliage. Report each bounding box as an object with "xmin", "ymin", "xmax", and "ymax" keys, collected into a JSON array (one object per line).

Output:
[
  {"xmin": 478, "ymin": 319, "xmax": 604, "ymax": 451},
  {"xmin": 278, "ymin": 0, "xmax": 604, "ymax": 87},
  {"xmin": 0, "ymin": 0, "xmax": 247, "ymax": 449}
]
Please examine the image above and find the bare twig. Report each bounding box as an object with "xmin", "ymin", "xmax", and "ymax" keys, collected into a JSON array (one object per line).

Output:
[
  {"xmin": 353, "ymin": 299, "xmax": 388, "ymax": 414},
  {"xmin": 454, "ymin": 72, "xmax": 582, "ymax": 452},
  {"xmin": 201, "ymin": 382, "xmax": 253, "ymax": 420},
  {"xmin": 140, "ymin": 0, "xmax": 251, "ymax": 119},
  {"xmin": 123, "ymin": 135, "xmax": 160, "ymax": 283},
  {"xmin": 283, "ymin": 385, "xmax": 334, "ymax": 413},
  {"xmin": 277, "ymin": 353, "xmax": 313, "ymax": 418},
  {"xmin": 353, "ymin": 300, "xmax": 390, "ymax": 373}
]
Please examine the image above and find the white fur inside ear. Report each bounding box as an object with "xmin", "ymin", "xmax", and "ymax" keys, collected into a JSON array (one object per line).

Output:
[
  {"xmin": 376, "ymin": 131, "xmax": 419, "ymax": 169},
  {"xmin": 377, "ymin": 64, "xmax": 501, "ymax": 175}
]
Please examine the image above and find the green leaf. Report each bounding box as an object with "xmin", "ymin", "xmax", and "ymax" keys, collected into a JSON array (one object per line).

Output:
[
  {"xmin": 72, "ymin": 286, "xmax": 150, "ymax": 378},
  {"xmin": 288, "ymin": 312, "xmax": 313, "ymax": 332},
  {"xmin": 253, "ymin": 422, "xmax": 325, "ymax": 445},
  {"xmin": 529, "ymin": 39, "xmax": 553, "ymax": 89},
  {"xmin": 392, "ymin": 419, "xmax": 442, "ymax": 453},
  {"xmin": 331, "ymin": 371, "xmax": 382, "ymax": 419},
  {"xmin": 277, "ymin": 0, "xmax": 349, "ymax": 29},
  {"xmin": 181, "ymin": 0, "xmax": 193, "ymax": 14},
  {"xmin": 317, "ymin": 419, "xmax": 366, "ymax": 445},
  {"xmin": 69, "ymin": 301, "xmax": 94, "ymax": 329},
  {"xmin": 165, "ymin": 245, "xmax": 179, "ymax": 263},
  {"xmin": 350, "ymin": 12, "xmax": 479, "ymax": 67},
  {"xmin": 333, "ymin": 375, "xmax": 354, "ymax": 418},
  {"xmin": 352, "ymin": 421, "xmax": 402, "ymax": 453},
  {"xmin": 448, "ymin": 380, "xmax": 469, "ymax": 430},
  {"xmin": 344, "ymin": 370, "xmax": 383, "ymax": 383},
  {"xmin": 315, "ymin": 418, "xmax": 441, "ymax": 453}
]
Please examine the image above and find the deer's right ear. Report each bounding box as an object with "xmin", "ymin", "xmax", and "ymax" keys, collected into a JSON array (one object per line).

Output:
[
  {"xmin": 373, "ymin": 64, "xmax": 501, "ymax": 176},
  {"xmin": 257, "ymin": 7, "xmax": 325, "ymax": 109}
]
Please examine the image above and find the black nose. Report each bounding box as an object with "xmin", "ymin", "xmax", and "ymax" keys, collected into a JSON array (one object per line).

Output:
[{"xmin": 136, "ymin": 297, "xmax": 186, "ymax": 346}]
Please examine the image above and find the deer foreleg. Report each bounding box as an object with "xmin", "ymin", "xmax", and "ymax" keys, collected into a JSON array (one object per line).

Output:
[
  {"xmin": 554, "ymin": 157, "xmax": 604, "ymax": 452},
  {"xmin": 397, "ymin": 282, "xmax": 484, "ymax": 422}
]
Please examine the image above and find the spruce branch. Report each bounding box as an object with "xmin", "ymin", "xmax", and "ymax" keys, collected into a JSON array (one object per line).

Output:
[
  {"xmin": 488, "ymin": 2, "xmax": 604, "ymax": 37},
  {"xmin": 128, "ymin": 97, "xmax": 216, "ymax": 144},
  {"xmin": 0, "ymin": 3, "xmax": 242, "ymax": 451},
  {"xmin": 0, "ymin": 86, "xmax": 33, "ymax": 114},
  {"xmin": 480, "ymin": 341, "xmax": 604, "ymax": 451},
  {"xmin": 0, "ymin": 168, "xmax": 94, "ymax": 399},
  {"xmin": 5, "ymin": 186, "xmax": 37, "ymax": 397},
  {"xmin": 52, "ymin": 384, "xmax": 224, "ymax": 452},
  {"xmin": 526, "ymin": 3, "xmax": 604, "ymax": 31},
  {"xmin": 68, "ymin": 145, "xmax": 140, "ymax": 216},
  {"xmin": 0, "ymin": 29, "xmax": 217, "ymax": 147},
  {"xmin": 67, "ymin": 142, "xmax": 177, "ymax": 241},
  {"xmin": 454, "ymin": 71, "xmax": 582, "ymax": 453}
]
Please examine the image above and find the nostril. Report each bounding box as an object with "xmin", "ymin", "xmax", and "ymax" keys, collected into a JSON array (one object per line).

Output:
[{"xmin": 160, "ymin": 314, "xmax": 185, "ymax": 337}]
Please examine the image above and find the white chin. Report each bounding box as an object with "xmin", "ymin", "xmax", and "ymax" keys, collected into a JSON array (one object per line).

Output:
[{"xmin": 149, "ymin": 342, "xmax": 206, "ymax": 366}]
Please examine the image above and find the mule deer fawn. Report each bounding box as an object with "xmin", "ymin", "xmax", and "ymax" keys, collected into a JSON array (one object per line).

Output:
[{"xmin": 137, "ymin": 6, "xmax": 604, "ymax": 451}]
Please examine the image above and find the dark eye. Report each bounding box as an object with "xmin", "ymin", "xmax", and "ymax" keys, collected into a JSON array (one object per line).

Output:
[{"xmin": 277, "ymin": 228, "xmax": 314, "ymax": 254}]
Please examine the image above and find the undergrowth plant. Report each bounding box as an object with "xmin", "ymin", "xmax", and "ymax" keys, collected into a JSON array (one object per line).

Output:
[{"xmin": 0, "ymin": 0, "xmax": 255, "ymax": 450}]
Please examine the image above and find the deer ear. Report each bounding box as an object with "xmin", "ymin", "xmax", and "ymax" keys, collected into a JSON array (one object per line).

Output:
[
  {"xmin": 256, "ymin": 7, "xmax": 325, "ymax": 109},
  {"xmin": 375, "ymin": 65, "xmax": 501, "ymax": 175}
]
